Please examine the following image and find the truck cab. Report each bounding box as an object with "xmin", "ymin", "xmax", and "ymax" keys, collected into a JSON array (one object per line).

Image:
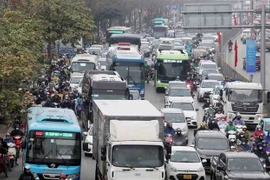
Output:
[{"xmin": 220, "ymin": 82, "xmax": 263, "ymax": 125}]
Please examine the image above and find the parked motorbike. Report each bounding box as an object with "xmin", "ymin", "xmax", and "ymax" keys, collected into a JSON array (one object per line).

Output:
[{"xmin": 7, "ymin": 143, "xmax": 16, "ymax": 168}]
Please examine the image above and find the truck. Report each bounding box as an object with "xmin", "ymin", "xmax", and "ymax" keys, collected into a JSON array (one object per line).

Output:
[
  {"xmin": 220, "ymin": 82, "xmax": 264, "ymax": 125},
  {"xmin": 81, "ymin": 71, "xmax": 131, "ymax": 129},
  {"xmin": 83, "ymin": 100, "xmax": 165, "ymax": 180},
  {"xmin": 210, "ymin": 152, "xmax": 270, "ymax": 180}
]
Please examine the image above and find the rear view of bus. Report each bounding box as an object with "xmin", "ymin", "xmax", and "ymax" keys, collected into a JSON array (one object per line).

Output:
[{"xmin": 23, "ymin": 107, "xmax": 82, "ymax": 180}]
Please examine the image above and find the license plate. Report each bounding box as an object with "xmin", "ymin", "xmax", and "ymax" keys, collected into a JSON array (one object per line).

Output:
[{"xmin": 184, "ymin": 175, "xmax": 192, "ymax": 179}]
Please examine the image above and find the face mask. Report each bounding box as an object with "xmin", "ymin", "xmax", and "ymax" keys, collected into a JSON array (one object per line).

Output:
[
  {"xmin": 258, "ymin": 128, "xmax": 261, "ymax": 130},
  {"xmin": 259, "ymin": 147, "xmax": 263, "ymax": 150}
]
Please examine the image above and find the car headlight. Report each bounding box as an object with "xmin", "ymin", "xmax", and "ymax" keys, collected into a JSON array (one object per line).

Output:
[
  {"xmin": 200, "ymin": 154, "xmax": 207, "ymax": 159},
  {"xmin": 190, "ymin": 116, "xmax": 196, "ymax": 120},
  {"xmin": 256, "ymin": 115, "xmax": 262, "ymax": 120},
  {"xmin": 170, "ymin": 167, "xmax": 177, "ymax": 172},
  {"xmin": 157, "ymin": 80, "xmax": 161, "ymax": 83},
  {"xmin": 197, "ymin": 167, "xmax": 204, "ymax": 172}
]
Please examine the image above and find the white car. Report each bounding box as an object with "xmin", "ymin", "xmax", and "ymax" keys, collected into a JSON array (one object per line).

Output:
[
  {"xmin": 83, "ymin": 125, "xmax": 93, "ymax": 157},
  {"xmin": 161, "ymin": 108, "xmax": 188, "ymax": 137},
  {"xmin": 165, "ymin": 87, "xmax": 194, "ymax": 106},
  {"xmin": 165, "ymin": 81, "xmax": 188, "ymax": 94},
  {"xmin": 70, "ymin": 76, "xmax": 83, "ymax": 89},
  {"xmin": 198, "ymin": 61, "xmax": 219, "ymax": 75},
  {"xmin": 97, "ymin": 57, "xmax": 106, "ymax": 70},
  {"xmin": 197, "ymin": 80, "xmax": 219, "ymax": 102},
  {"xmin": 170, "ymin": 101, "xmax": 199, "ymax": 128},
  {"xmin": 210, "ymin": 85, "xmax": 223, "ymax": 106},
  {"xmin": 166, "ymin": 146, "xmax": 206, "ymax": 180},
  {"xmin": 207, "ymin": 73, "xmax": 224, "ymax": 84}
]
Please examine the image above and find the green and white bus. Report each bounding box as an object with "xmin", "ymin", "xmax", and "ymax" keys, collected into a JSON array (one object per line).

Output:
[{"xmin": 154, "ymin": 50, "xmax": 190, "ymax": 92}]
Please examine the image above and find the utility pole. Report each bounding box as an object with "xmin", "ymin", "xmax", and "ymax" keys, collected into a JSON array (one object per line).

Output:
[
  {"xmin": 261, "ymin": 5, "xmax": 266, "ymax": 90},
  {"xmin": 249, "ymin": 0, "xmax": 254, "ymax": 82}
]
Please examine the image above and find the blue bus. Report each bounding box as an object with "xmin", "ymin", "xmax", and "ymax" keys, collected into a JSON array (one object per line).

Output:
[
  {"xmin": 106, "ymin": 49, "xmax": 145, "ymax": 99},
  {"xmin": 22, "ymin": 107, "xmax": 82, "ymax": 180}
]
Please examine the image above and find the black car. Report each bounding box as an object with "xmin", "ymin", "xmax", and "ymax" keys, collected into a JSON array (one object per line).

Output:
[
  {"xmin": 211, "ymin": 152, "xmax": 270, "ymax": 180},
  {"xmin": 191, "ymin": 130, "xmax": 229, "ymax": 172}
]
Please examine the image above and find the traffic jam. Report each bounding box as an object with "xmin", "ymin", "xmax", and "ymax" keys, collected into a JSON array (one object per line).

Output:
[{"xmin": 4, "ymin": 17, "xmax": 270, "ymax": 180}]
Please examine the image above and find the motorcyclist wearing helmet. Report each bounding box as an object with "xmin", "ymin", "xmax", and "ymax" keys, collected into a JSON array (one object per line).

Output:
[
  {"xmin": 217, "ymin": 116, "xmax": 228, "ymax": 130},
  {"xmin": 253, "ymin": 125, "xmax": 265, "ymax": 140},
  {"xmin": 225, "ymin": 120, "xmax": 237, "ymax": 138},
  {"xmin": 164, "ymin": 122, "xmax": 175, "ymax": 136},
  {"xmin": 233, "ymin": 115, "xmax": 245, "ymax": 125},
  {"xmin": 10, "ymin": 126, "xmax": 24, "ymax": 137},
  {"xmin": 18, "ymin": 166, "xmax": 35, "ymax": 180},
  {"xmin": 215, "ymin": 110, "xmax": 224, "ymax": 120},
  {"xmin": 4, "ymin": 133, "xmax": 14, "ymax": 144},
  {"xmin": 43, "ymin": 98, "xmax": 52, "ymax": 107},
  {"xmin": 242, "ymin": 125, "xmax": 250, "ymax": 140},
  {"xmin": 194, "ymin": 122, "xmax": 207, "ymax": 136},
  {"xmin": 51, "ymin": 91, "xmax": 61, "ymax": 104},
  {"xmin": 173, "ymin": 128, "xmax": 188, "ymax": 146},
  {"xmin": 262, "ymin": 140, "xmax": 270, "ymax": 153},
  {"xmin": 204, "ymin": 104, "xmax": 215, "ymax": 122},
  {"xmin": 59, "ymin": 173, "xmax": 67, "ymax": 180},
  {"xmin": 254, "ymin": 143, "xmax": 268, "ymax": 160},
  {"xmin": 238, "ymin": 132, "xmax": 251, "ymax": 151},
  {"xmin": 208, "ymin": 117, "xmax": 220, "ymax": 130},
  {"xmin": 255, "ymin": 133, "xmax": 265, "ymax": 146}
]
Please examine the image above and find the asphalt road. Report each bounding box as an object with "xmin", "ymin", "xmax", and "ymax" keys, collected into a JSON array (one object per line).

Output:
[
  {"xmin": 7, "ymin": 81, "xmax": 208, "ymax": 180},
  {"xmin": 225, "ymin": 34, "xmax": 270, "ymax": 89}
]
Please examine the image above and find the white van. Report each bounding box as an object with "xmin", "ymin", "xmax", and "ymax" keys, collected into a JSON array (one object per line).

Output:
[{"xmin": 70, "ymin": 54, "xmax": 98, "ymax": 76}]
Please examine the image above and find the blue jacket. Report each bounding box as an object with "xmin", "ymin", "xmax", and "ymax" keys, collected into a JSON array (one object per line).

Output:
[
  {"xmin": 233, "ymin": 119, "xmax": 245, "ymax": 125},
  {"xmin": 164, "ymin": 127, "xmax": 175, "ymax": 136},
  {"xmin": 4, "ymin": 138, "xmax": 14, "ymax": 144},
  {"xmin": 265, "ymin": 135, "xmax": 270, "ymax": 143}
]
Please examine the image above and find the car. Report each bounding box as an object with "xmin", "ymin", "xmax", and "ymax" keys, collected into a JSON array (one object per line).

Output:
[
  {"xmin": 165, "ymin": 87, "xmax": 194, "ymax": 106},
  {"xmin": 161, "ymin": 108, "xmax": 188, "ymax": 137},
  {"xmin": 129, "ymin": 89, "xmax": 141, "ymax": 100},
  {"xmin": 87, "ymin": 47, "xmax": 103, "ymax": 56},
  {"xmin": 198, "ymin": 61, "xmax": 219, "ymax": 75},
  {"xmin": 191, "ymin": 130, "xmax": 229, "ymax": 172},
  {"xmin": 83, "ymin": 125, "xmax": 93, "ymax": 157},
  {"xmin": 70, "ymin": 75, "xmax": 83, "ymax": 89},
  {"xmin": 243, "ymin": 55, "xmax": 261, "ymax": 71},
  {"xmin": 91, "ymin": 44, "xmax": 105, "ymax": 51},
  {"xmin": 241, "ymin": 29, "xmax": 252, "ymax": 44},
  {"xmin": 201, "ymin": 69, "xmax": 219, "ymax": 80},
  {"xmin": 210, "ymin": 85, "xmax": 223, "ymax": 106},
  {"xmin": 165, "ymin": 81, "xmax": 189, "ymax": 94},
  {"xmin": 257, "ymin": 38, "xmax": 270, "ymax": 51},
  {"xmin": 211, "ymin": 152, "xmax": 270, "ymax": 180},
  {"xmin": 197, "ymin": 80, "xmax": 219, "ymax": 102},
  {"xmin": 165, "ymin": 146, "xmax": 206, "ymax": 180},
  {"xmin": 207, "ymin": 73, "xmax": 224, "ymax": 84},
  {"xmin": 97, "ymin": 57, "xmax": 107, "ymax": 70},
  {"xmin": 169, "ymin": 100, "xmax": 199, "ymax": 128}
]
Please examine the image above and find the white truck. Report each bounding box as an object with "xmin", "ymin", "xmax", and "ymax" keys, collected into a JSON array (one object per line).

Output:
[
  {"xmin": 220, "ymin": 82, "xmax": 263, "ymax": 125},
  {"xmin": 83, "ymin": 100, "xmax": 165, "ymax": 180}
]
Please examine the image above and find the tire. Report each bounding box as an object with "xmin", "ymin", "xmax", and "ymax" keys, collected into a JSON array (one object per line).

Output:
[{"xmin": 10, "ymin": 159, "xmax": 14, "ymax": 168}]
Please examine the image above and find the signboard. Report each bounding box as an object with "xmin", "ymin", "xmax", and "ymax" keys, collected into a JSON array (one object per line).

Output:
[
  {"xmin": 35, "ymin": 131, "xmax": 74, "ymax": 138},
  {"xmin": 245, "ymin": 40, "xmax": 257, "ymax": 73},
  {"xmin": 182, "ymin": 3, "xmax": 232, "ymax": 33}
]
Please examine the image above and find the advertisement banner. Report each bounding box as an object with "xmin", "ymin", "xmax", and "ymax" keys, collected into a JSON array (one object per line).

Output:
[{"xmin": 245, "ymin": 40, "xmax": 257, "ymax": 73}]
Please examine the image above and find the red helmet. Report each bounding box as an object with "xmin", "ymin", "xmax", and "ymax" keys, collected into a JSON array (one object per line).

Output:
[{"xmin": 59, "ymin": 174, "xmax": 67, "ymax": 179}]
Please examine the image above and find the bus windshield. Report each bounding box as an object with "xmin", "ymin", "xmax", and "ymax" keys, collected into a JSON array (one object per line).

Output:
[
  {"xmin": 111, "ymin": 62, "xmax": 145, "ymax": 84},
  {"xmin": 153, "ymin": 26, "xmax": 168, "ymax": 38},
  {"xmin": 26, "ymin": 131, "xmax": 81, "ymax": 165},
  {"xmin": 92, "ymin": 89, "xmax": 129, "ymax": 100},
  {"xmin": 71, "ymin": 62, "xmax": 95, "ymax": 72},
  {"xmin": 156, "ymin": 60, "xmax": 190, "ymax": 81}
]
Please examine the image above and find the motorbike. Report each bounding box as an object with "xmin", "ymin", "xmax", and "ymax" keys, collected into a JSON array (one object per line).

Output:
[
  {"xmin": 202, "ymin": 100, "xmax": 210, "ymax": 109},
  {"xmin": 7, "ymin": 143, "xmax": 16, "ymax": 168},
  {"xmin": 76, "ymin": 104, "xmax": 82, "ymax": 119},
  {"xmin": 228, "ymin": 130, "xmax": 237, "ymax": 147},
  {"xmin": 235, "ymin": 124, "xmax": 244, "ymax": 134},
  {"xmin": 229, "ymin": 45, "xmax": 232, "ymax": 52},
  {"xmin": 172, "ymin": 136, "xmax": 188, "ymax": 146},
  {"xmin": 217, "ymin": 121, "xmax": 227, "ymax": 134},
  {"xmin": 13, "ymin": 135, "xmax": 22, "ymax": 158},
  {"xmin": 164, "ymin": 134, "xmax": 173, "ymax": 152}
]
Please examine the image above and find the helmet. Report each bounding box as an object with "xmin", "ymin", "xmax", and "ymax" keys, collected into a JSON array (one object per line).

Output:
[
  {"xmin": 176, "ymin": 128, "xmax": 182, "ymax": 134},
  {"xmin": 257, "ymin": 125, "xmax": 262, "ymax": 129},
  {"xmin": 262, "ymin": 140, "xmax": 268, "ymax": 147},
  {"xmin": 59, "ymin": 174, "xmax": 67, "ymax": 178},
  {"xmin": 242, "ymin": 125, "xmax": 247, "ymax": 130},
  {"xmin": 5, "ymin": 133, "xmax": 10, "ymax": 137},
  {"xmin": 239, "ymin": 132, "xmax": 245, "ymax": 139},
  {"xmin": 257, "ymin": 143, "xmax": 263, "ymax": 150},
  {"xmin": 259, "ymin": 133, "xmax": 264, "ymax": 138},
  {"xmin": 167, "ymin": 122, "xmax": 172, "ymax": 127},
  {"xmin": 24, "ymin": 166, "xmax": 30, "ymax": 170}
]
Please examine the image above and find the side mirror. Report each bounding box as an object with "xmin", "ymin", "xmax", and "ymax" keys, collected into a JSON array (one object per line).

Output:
[
  {"xmin": 165, "ymin": 154, "xmax": 171, "ymax": 160},
  {"xmin": 83, "ymin": 132, "xmax": 88, "ymax": 136},
  {"xmin": 101, "ymin": 154, "xmax": 106, "ymax": 161},
  {"xmin": 202, "ymin": 159, "xmax": 207, "ymax": 163},
  {"xmin": 101, "ymin": 146, "xmax": 106, "ymax": 155},
  {"xmin": 190, "ymin": 144, "xmax": 195, "ymax": 147},
  {"xmin": 195, "ymin": 108, "xmax": 199, "ymax": 111},
  {"xmin": 83, "ymin": 142, "xmax": 88, "ymax": 151}
]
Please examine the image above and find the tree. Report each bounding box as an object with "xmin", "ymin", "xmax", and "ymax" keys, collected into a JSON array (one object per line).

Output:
[{"xmin": 28, "ymin": 0, "xmax": 95, "ymax": 59}]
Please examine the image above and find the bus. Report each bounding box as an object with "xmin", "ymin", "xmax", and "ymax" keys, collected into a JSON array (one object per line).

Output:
[
  {"xmin": 107, "ymin": 49, "xmax": 145, "ymax": 98},
  {"xmin": 152, "ymin": 18, "xmax": 169, "ymax": 26},
  {"xmin": 109, "ymin": 34, "xmax": 141, "ymax": 50},
  {"xmin": 70, "ymin": 54, "xmax": 98, "ymax": 76},
  {"xmin": 22, "ymin": 107, "xmax": 82, "ymax": 180},
  {"xmin": 106, "ymin": 26, "xmax": 132, "ymax": 42},
  {"xmin": 153, "ymin": 25, "xmax": 169, "ymax": 39},
  {"xmin": 154, "ymin": 49, "xmax": 190, "ymax": 92}
]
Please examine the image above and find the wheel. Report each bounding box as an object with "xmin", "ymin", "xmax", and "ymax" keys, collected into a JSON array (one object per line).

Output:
[
  {"xmin": 10, "ymin": 159, "xmax": 14, "ymax": 168},
  {"xmin": 156, "ymin": 88, "xmax": 160, "ymax": 93}
]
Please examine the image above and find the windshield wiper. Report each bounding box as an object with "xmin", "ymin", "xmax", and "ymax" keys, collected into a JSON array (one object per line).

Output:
[
  {"xmin": 141, "ymin": 164, "xmax": 159, "ymax": 170},
  {"xmin": 125, "ymin": 75, "xmax": 137, "ymax": 86},
  {"xmin": 115, "ymin": 163, "xmax": 134, "ymax": 169},
  {"xmin": 39, "ymin": 149, "xmax": 53, "ymax": 163}
]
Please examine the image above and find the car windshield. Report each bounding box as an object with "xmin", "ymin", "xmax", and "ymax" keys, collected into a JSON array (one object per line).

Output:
[
  {"xmin": 88, "ymin": 49, "xmax": 102, "ymax": 55},
  {"xmin": 208, "ymin": 75, "xmax": 224, "ymax": 81},
  {"xmin": 171, "ymin": 151, "xmax": 200, "ymax": 163},
  {"xmin": 112, "ymin": 145, "xmax": 164, "ymax": 168},
  {"xmin": 228, "ymin": 89, "xmax": 262, "ymax": 103},
  {"xmin": 197, "ymin": 138, "xmax": 228, "ymax": 150},
  {"xmin": 70, "ymin": 77, "xmax": 82, "ymax": 84},
  {"xmin": 92, "ymin": 90, "xmax": 128, "ymax": 100},
  {"xmin": 169, "ymin": 82, "xmax": 187, "ymax": 88},
  {"xmin": 202, "ymin": 64, "xmax": 217, "ymax": 69},
  {"xmin": 171, "ymin": 103, "xmax": 194, "ymax": 111},
  {"xmin": 202, "ymin": 70, "xmax": 219, "ymax": 76},
  {"xmin": 168, "ymin": 89, "xmax": 191, "ymax": 97},
  {"xmin": 71, "ymin": 62, "xmax": 95, "ymax": 72},
  {"xmin": 228, "ymin": 158, "xmax": 264, "ymax": 171},
  {"xmin": 130, "ymin": 91, "xmax": 140, "ymax": 100},
  {"xmin": 164, "ymin": 113, "xmax": 186, "ymax": 123},
  {"xmin": 201, "ymin": 81, "xmax": 218, "ymax": 88}
]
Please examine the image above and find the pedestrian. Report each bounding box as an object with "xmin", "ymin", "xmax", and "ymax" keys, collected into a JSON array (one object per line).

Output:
[{"xmin": 18, "ymin": 166, "xmax": 35, "ymax": 180}]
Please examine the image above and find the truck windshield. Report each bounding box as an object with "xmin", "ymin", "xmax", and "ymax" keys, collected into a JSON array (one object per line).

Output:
[
  {"xmin": 171, "ymin": 151, "xmax": 200, "ymax": 163},
  {"xmin": 228, "ymin": 89, "xmax": 262, "ymax": 103},
  {"xmin": 264, "ymin": 122, "xmax": 270, "ymax": 131},
  {"xmin": 197, "ymin": 138, "xmax": 228, "ymax": 150},
  {"xmin": 71, "ymin": 62, "xmax": 95, "ymax": 72},
  {"xmin": 92, "ymin": 90, "xmax": 129, "ymax": 100},
  {"xmin": 26, "ymin": 131, "xmax": 81, "ymax": 165},
  {"xmin": 228, "ymin": 158, "xmax": 263, "ymax": 171},
  {"xmin": 112, "ymin": 145, "xmax": 164, "ymax": 168}
]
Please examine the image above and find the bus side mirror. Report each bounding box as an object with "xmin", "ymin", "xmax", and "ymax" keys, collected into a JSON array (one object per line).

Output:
[{"xmin": 267, "ymin": 92, "xmax": 270, "ymax": 103}]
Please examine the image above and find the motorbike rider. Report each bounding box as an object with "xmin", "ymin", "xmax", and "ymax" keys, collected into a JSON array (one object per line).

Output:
[
  {"xmin": 215, "ymin": 110, "xmax": 224, "ymax": 120},
  {"xmin": 217, "ymin": 117, "xmax": 228, "ymax": 129},
  {"xmin": 164, "ymin": 122, "xmax": 175, "ymax": 136},
  {"xmin": 204, "ymin": 104, "xmax": 215, "ymax": 121},
  {"xmin": 75, "ymin": 95, "xmax": 83, "ymax": 117},
  {"xmin": 0, "ymin": 140, "xmax": 8, "ymax": 177},
  {"xmin": 242, "ymin": 125, "xmax": 251, "ymax": 140},
  {"xmin": 265, "ymin": 132, "xmax": 270, "ymax": 143},
  {"xmin": 238, "ymin": 132, "xmax": 251, "ymax": 151},
  {"xmin": 51, "ymin": 91, "xmax": 61, "ymax": 104},
  {"xmin": 43, "ymin": 98, "xmax": 52, "ymax": 107},
  {"xmin": 4, "ymin": 133, "xmax": 14, "ymax": 144},
  {"xmin": 253, "ymin": 125, "xmax": 265, "ymax": 140},
  {"xmin": 172, "ymin": 128, "xmax": 188, "ymax": 146},
  {"xmin": 208, "ymin": 117, "xmax": 220, "ymax": 130},
  {"xmin": 255, "ymin": 133, "xmax": 265, "ymax": 147},
  {"xmin": 61, "ymin": 95, "xmax": 72, "ymax": 109},
  {"xmin": 194, "ymin": 122, "xmax": 207, "ymax": 136},
  {"xmin": 262, "ymin": 140, "xmax": 270, "ymax": 153},
  {"xmin": 228, "ymin": 40, "xmax": 233, "ymax": 48},
  {"xmin": 221, "ymin": 76, "xmax": 229, "ymax": 86},
  {"xmin": 254, "ymin": 143, "xmax": 268, "ymax": 161},
  {"xmin": 233, "ymin": 115, "xmax": 245, "ymax": 125},
  {"xmin": 225, "ymin": 120, "xmax": 237, "ymax": 137},
  {"xmin": 18, "ymin": 166, "xmax": 35, "ymax": 180}
]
